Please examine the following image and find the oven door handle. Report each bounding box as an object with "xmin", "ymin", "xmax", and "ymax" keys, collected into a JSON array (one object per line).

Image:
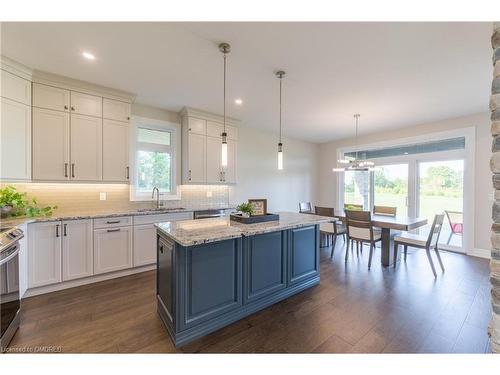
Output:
[{"xmin": 0, "ymin": 247, "xmax": 20, "ymax": 266}]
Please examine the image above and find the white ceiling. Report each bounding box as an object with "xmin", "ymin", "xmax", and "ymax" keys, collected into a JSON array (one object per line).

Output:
[{"xmin": 1, "ymin": 22, "xmax": 493, "ymax": 143}]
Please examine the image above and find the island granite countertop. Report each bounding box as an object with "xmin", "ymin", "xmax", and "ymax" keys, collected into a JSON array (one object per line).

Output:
[{"xmin": 155, "ymin": 211, "xmax": 336, "ymax": 247}]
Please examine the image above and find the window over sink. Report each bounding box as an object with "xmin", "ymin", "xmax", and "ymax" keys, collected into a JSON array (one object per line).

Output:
[{"xmin": 130, "ymin": 116, "xmax": 180, "ymax": 201}]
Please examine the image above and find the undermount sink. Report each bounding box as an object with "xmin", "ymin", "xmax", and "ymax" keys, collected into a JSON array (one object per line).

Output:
[{"xmin": 136, "ymin": 207, "xmax": 186, "ymax": 213}]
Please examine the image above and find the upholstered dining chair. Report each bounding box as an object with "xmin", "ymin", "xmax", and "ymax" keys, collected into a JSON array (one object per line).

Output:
[
  {"xmin": 314, "ymin": 206, "xmax": 346, "ymax": 258},
  {"xmin": 373, "ymin": 205, "xmax": 397, "ymax": 217},
  {"xmin": 445, "ymin": 210, "xmax": 463, "ymax": 245},
  {"xmin": 393, "ymin": 214, "xmax": 445, "ymax": 277},
  {"xmin": 344, "ymin": 210, "xmax": 381, "ymax": 269},
  {"xmin": 299, "ymin": 202, "xmax": 313, "ymax": 213}
]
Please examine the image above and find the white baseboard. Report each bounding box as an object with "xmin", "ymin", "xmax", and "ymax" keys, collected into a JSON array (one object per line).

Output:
[
  {"xmin": 23, "ymin": 264, "xmax": 156, "ymax": 298},
  {"xmin": 467, "ymin": 248, "xmax": 491, "ymax": 259}
]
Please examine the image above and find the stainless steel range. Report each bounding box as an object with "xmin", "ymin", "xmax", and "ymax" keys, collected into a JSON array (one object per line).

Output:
[{"xmin": 0, "ymin": 227, "xmax": 23, "ymax": 352}]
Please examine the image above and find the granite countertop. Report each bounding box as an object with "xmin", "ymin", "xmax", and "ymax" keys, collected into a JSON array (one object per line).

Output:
[
  {"xmin": 0, "ymin": 206, "xmax": 234, "ymax": 229},
  {"xmin": 155, "ymin": 211, "xmax": 336, "ymax": 247}
]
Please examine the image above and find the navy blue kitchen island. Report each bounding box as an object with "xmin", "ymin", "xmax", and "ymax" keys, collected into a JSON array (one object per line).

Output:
[{"xmin": 155, "ymin": 212, "xmax": 333, "ymax": 347}]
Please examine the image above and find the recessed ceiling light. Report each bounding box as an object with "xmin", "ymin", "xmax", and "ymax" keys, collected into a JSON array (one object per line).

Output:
[
  {"xmin": 82, "ymin": 52, "xmax": 95, "ymax": 60},
  {"xmin": 234, "ymin": 98, "xmax": 243, "ymax": 105}
]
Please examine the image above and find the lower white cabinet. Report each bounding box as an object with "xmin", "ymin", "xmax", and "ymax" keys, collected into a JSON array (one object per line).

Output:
[
  {"xmin": 133, "ymin": 224, "xmax": 157, "ymax": 267},
  {"xmin": 28, "ymin": 222, "xmax": 62, "ymax": 288},
  {"xmin": 93, "ymin": 226, "xmax": 133, "ymax": 275},
  {"xmin": 62, "ymin": 219, "xmax": 93, "ymax": 281}
]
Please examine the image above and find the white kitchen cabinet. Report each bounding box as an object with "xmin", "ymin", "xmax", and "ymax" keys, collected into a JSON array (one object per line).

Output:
[
  {"xmin": 70, "ymin": 91, "xmax": 102, "ymax": 117},
  {"xmin": 133, "ymin": 224, "xmax": 157, "ymax": 267},
  {"xmin": 28, "ymin": 222, "xmax": 62, "ymax": 288},
  {"xmin": 206, "ymin": 136, "xmax": 223, "ymax": 183},
  {"xmin": 1, "ymin": 69, "xmax": 31, "ymax": 105},
  {"xmin": 187, "ymin": 132, "xmax": 206, "ymax": 183},
  {"xmin": 103, "ymin": 98, "xmax": 131, "ymax": 122},
  {"xmin": 70, "ymin": 114, "xmax": 103, "ymax": 181},
  {"xmin": 32, "ymin": 107, "xmax": 70, "ymax": 180},
  {"xmin": 33, "ymin": 83, "xmax": 70, "ymax": 112},
  {"xmin": 225, "ymin": 139, "xmax": 237, "ymax": 183},
  {"xmin": 102, "ymin": 119, "xmax": 129, "ymax": 182},
  {"xmin": 62, "ymin": 219, "xmax": 93, "ymax": 281},
  {"xmin": 0, "ymin": 97, "xmax": 31, "ymax": 180},
  {"xmin": 186, "ymin": 117, "xmax": 206, "ymax": 135},
  {"xmin": 206, "ymin": 121, "xmax": 238, "ymax": 140},
  {"xmin": 93, "ymin": 226, "xmax": 133, "ymax": 275}
]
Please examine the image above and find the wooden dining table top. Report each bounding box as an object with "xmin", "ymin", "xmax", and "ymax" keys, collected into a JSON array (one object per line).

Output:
[{"xmin": 335, "ymin": 213, "xmax": 428, "ymax": 231}]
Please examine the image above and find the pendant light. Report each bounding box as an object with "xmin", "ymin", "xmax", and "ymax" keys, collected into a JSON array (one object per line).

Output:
[
  {"xmin": 276, "ymin": 70, "xmax": 285, "ymax": 170},
  {"xmin": 219, "ymin": 42, "xmax": 231, "ymax": 168},
  {"xmin": 332, "ymin": 114, "xmax": 376, "ymax": 172}
]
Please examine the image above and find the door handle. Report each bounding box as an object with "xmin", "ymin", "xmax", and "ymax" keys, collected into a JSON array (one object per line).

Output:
[
  {"xmin": 63, "ymin": 224, "xmax": 67, "ymax": 236},
  {"xmin": 126, "ymin": 166, "xmax": 129, "ymax": 179},
  {"xmin": 107, "ymin": 228, "xmax": 121, "ymax": 233},
  {"xmin": 64, "ymin": 163, "xmax": 68, "ymax": 178},
  {"xmin": 55, "ymin": 224, "xmax": 60, "ymax": 238},
  {"xmin": 71, "ymin": 163, "xmax": 75, "ymax": 178},
  {"xmin": 159, "ymin": 245, "xmax": 164, "ymax": 254},
  {"xmin": 106, "ymin": 220, "xmax": 121, "ymax": 224},
  {"xmin": 188, "ymin": 170, "xmax": 192, "ymax": 181}
]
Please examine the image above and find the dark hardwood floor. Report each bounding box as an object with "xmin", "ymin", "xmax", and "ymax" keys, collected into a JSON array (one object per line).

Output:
[{"xmin": 8, "ymin": 241, "xmax": 492, "ymax": 353}]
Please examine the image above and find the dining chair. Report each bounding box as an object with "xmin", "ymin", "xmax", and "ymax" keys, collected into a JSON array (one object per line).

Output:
[
  {"xmin": 344, "ymin": 203, "xmax": 363, "ymax": 211},
  {"xmin": 299, "ymin": 202, "xmax": 313, "ymax": 213},
  {"xmin": 444, "ymin": 210, "xmax": 463, "ymax": 245},
  {"xmin": 314, "ymin": 206, "xmax": 346, "ymax": 258},
  {"xmin": 393, "ymin": 214, "xmax": 445, "ymax": 277},
  {"xmin": 373, "ymin": 205, "xmax": 397, "ymax": 217},
  {"xmin": 344, "ymin": 210, "xmax": 381, "ymax": 269}
]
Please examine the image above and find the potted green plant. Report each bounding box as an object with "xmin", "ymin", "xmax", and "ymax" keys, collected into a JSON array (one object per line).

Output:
[
  {"xmin": 0, "ymin": 185, "xmax": 57, "ymax": 218},
  {"xmin": 235, "ymin": 202, "xmax": 254, "ymax": 218}
]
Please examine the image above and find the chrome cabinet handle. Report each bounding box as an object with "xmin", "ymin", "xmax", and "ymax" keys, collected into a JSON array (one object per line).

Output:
[
  {"xmin": 55, "ymin": 224, "xmax": 60, "ymax": 238},
  {"xmin": 71, "ymin": 163, "xmax": 75, "ymax": 178},
  {"xmin": 107, "ymin": 228, "xmax": 121, "ymax": 233},
  {"xmin": 126, "ymin": 166, "xmax": 129, "ymax": 179},
  {"xmin": 64, "ymin": 163, "xmax": 68, "ymax": 178},
  {"xmin": 63, "ymin": 224, "xmax": 67, "ymax": 237}
]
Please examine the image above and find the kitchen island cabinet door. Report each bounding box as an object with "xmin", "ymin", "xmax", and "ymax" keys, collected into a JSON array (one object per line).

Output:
[
  {"xmin": 288, "ymin": 225, "xmax": 319, "ymax": 286},
  {"xmin": 93, "ymin": 227, "xmax": 133, "ymax": 275}
]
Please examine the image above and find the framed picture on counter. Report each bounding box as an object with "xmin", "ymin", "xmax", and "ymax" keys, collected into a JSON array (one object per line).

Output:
[{"xmin": 248, "ymin": 199, "xmax": 267, "ymax": 216}]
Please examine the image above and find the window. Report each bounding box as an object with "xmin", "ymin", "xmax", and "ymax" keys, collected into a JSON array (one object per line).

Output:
[{"xmin": 130, "ymin": 117, "xmax": 179, "ymax": 201}]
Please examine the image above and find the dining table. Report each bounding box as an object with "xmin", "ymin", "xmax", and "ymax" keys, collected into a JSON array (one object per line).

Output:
[{"xmin": 335, "ymin": 213, "xmax": 428, "ymax": 267}]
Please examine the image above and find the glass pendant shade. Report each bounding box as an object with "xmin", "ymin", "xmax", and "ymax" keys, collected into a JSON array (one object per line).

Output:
[
  {"xmin": 221, "ymin": 135, "xmax": 228, "ymax": 167},
  {"xmin": 277, "ymin": 143, "xmax": 283, "ymax": 170}
]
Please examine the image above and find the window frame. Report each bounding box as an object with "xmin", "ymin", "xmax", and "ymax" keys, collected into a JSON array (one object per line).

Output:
[{"xmin": 129, "ymin": 116, "xmax": 181, "ymax": 201}]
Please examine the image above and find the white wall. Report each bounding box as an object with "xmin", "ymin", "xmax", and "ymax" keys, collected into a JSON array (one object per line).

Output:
[
  {"xmin": 229, "ymin": 126, "xmax": 319, "ymax": 212},
  {"xmin": 318, "ymin": 112, "xmax": 491, "ymax": 253}
]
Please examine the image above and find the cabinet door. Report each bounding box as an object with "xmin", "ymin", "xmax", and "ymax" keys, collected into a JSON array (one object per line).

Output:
[
  {"xmin": 28, "ymin": 222, "xmax": 62, "ymax": 288},
  {"xmin": 206, "ymin": 136, "xmax": 222, "ymax": 183},
  {"xmin": 1, "ymin": 97, "xmax": 31, "ymax": 180},
  {"xmin": 103, "ymin": 98, "xmax": 131, "ymax": 122},
  {"xmin": 70, "ymin": 91, "xmax": 102, "ymax": 117},
  {"xmin": 32, "ymin": 107, "xmax": 70, "ymax": 180},
  {"xmin": 133, "ymin": 224, "xmax": 157, "ymax": 267},
  {"xmin": 93, "ymin": 227, "xmax": 133, "ymax": 275},
  {"xmin": 187, "ymin": 117, "xmax": 206, "ymax": 135},
  {"xmin": 102, "ymin": 119, "xmax": 129, "ymax": 181},
  {"xmin": 62, "ymin": 219, "xmax": 93, "ymax": 281},
  {"xmin": 206, "ymin": 121, "xmax": 223, "ymax": 138},
  {"xmin": 288, "ymin": 226, "xmax": 319, "ymax": 286},
  {"xmin": 224, "ymin": 139, "xmax": 237, "ymax": 184},
  {"xmin": 33, "ymin": 83, "xmax": 70, "ymax": 112},
  {"xmin": 70, "ymin": 114, "xmax": 103, "ymax": 181},
  {"xmin": 1, "ymin": 69, "xmax": 31, "ymax": 105},
  {"xmin": 187, "ymin": 132, "xmax": 206, "ymax": 183}
]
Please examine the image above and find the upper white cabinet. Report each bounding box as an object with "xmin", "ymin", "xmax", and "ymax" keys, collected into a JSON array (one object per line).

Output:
[
  {"xmin": 32, "ymin": 107, "xmax": 70, "ymax": 181},
  {"xmin": 70, "ymin": 91, "xmax": 102, "ymax": 117},
  {"xmin": 102, "ymin": 119, "xmax": 129, "ymax": 181},
  {"xmin": 103, "ymin": 98, "xmax": 131, "ymax": 122},
  {"xmin": 62, "ymin": 219, "xmax": 93, "ymax": 281},
  {"xmin": 181, "ymin": 110, "xmax": 239, "ymax": 185},
  {"xmin": 33, "ymin": 83, "xmax": 70, "ymax": 112},
  {"xmin": 70, "ymin": 114, "xmax": 103, "ymax": 181},
  {"xmin": 1, "ymin": 70, "xmax": 31, "ymax": 105}
]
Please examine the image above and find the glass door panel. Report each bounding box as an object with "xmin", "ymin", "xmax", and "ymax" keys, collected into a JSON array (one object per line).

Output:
[
  {"xmin": 418, "ymin": 160, "xmax": 464, "ymax": 250},
  {"xmin": 344, "ymin": 171, "xmax": 370, "ymax": 210},
  {"xmin": 374, "ymin": 164, "xmax": 409, "ymax": 217}
]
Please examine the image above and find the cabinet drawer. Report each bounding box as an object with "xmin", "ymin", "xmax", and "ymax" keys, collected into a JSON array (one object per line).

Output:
[
  {"xmin": 33, "ymin": 83, "xmax": 70, "ymax": 112},
  {"xmin": 93, "ymin": 216, "xmax": 132, "ymax": 229},
  {"xmin": 70, "ymin": 91, "xmax": 102, "ymax": 117},
  {"xmin": 133, "ymin": 212, "xmax": 193, "ymax": 225},
  {"xmin": 103, "ymin": 98, "xmax": 131, "ymax": 122},
  {"xmin": 1, "ymin": 69, "xmax": 31, "ymax": 105}
]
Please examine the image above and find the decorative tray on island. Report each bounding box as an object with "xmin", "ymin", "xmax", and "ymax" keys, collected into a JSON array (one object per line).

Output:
[{"xmin": 230, "ymin": 213, "xmax": 280, "ymax": 224}]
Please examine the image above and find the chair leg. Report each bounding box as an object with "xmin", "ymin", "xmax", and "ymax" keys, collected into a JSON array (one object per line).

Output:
[
  {"xmin": 404, "ymin": 245, "xmax": 408, "ymax": 262},
  {"xmin": 425, "ymin": 249, "xmax": 437, "ymax": 277},
  {"xmin": 368, "ymin": 243, "xmax": 374, "ymax": 270},
  {"xmin": 342, "ymin": 233, "xmax": 346, "ymax": 242},
  {"xmin": 331, "ymin": 235, "xmax": 337, "ymax": 258},
  {"xmin": 434, "ymin": 246, "xmax": 445, "ymax": 272},
  {"xmin": 446, "ymin": 232, "xmax": 453, "ymax": 245},
  {"xmin": 393, "ymin": 242, "xmax": 398, "ymax": 268},
  {"xmin": 345, "ymin": 239, "xmax": 349, "ymax": 262},
  {"xmin": 356, "ymin": 241, "xmax": 359, "ymax": 255}
]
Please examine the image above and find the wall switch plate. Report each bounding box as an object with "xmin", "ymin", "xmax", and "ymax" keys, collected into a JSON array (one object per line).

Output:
[
  {"xmin": 99, "ymin": 192, "xmax": 107, "ymax": 201},
  {"xmin": 206, "ymin": 191, "xmax": 213, "ymax": 198}
]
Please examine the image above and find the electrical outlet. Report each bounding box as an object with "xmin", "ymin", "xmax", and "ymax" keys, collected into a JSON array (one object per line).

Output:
[
  {"xmin": 99, "ymin": 192, "xmax": 107, "ymax": 201},
  {"xmin": 206, "ymin": 191, "xmax": 213, "ymax": 198}
]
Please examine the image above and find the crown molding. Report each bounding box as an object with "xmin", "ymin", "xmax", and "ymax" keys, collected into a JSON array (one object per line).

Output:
[
  {"xmin": 179, "ymin": 106, "xmax": 240, "ymax": 126},
  {"xmin": 0, "ymin": 55, "xmax": 33, "ymax": 80}
]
